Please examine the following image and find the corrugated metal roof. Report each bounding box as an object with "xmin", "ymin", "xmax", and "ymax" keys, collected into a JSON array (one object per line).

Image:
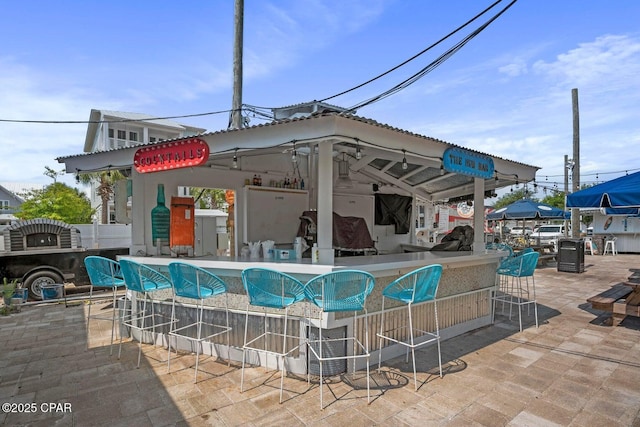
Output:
[
  {"xmin": 58, "ymin": 111, "xmax": 539, "ymax": 202},
  {"xmin": 62, "ymin": 111, "xmax": 532, "ymax": 168}
]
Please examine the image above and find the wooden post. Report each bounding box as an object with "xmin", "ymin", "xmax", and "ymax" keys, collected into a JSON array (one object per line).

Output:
[
  {"xmin": 230, "ymin": 0, "xmax": 244, "ymax": 129},
  {"xmin": 571, "ymin": 88, "xmax": 580, "ymax": 237}
]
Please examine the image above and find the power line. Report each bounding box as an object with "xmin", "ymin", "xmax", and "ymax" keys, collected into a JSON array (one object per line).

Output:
[
  {"xmin": 348, "ymin": 0, "xmax": 518, "ymax": 111},
  {"xmin": 0, "ymin": 109, "xmax": 232, "ymax": 125},
  {"xmin": 319, "ymin": 0, "xmax": 506, "ymax": 104}
]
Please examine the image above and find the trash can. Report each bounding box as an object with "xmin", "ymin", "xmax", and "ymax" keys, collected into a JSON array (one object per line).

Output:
[{"xmin": 557, "ymin": 238, "xmax": 585, "ymax": 273}]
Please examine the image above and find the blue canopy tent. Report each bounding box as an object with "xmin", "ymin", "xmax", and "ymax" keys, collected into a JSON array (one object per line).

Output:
[
  {"xmin": 566, "ymin": 171, "xmax": 640, "ymax": 209},
  {"xmin": 487, "ymin": 199, "xmax": 568, "ymax": 220}
]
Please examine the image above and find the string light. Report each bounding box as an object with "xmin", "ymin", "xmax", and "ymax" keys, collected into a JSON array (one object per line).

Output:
[
  {"xmin": 232, "ymin": 148, "xmax": 238, "ymax": 169},
  {"xmin": 355, "ymin": 140, "xmax": 362, "ymax": 160},
  {"xmin": 401, "ymin": 149, "xmax": 408, "ymax": 170},
  {"xmin": 291, "ymin": 143, "xmax": 297, "ymax": 163}
]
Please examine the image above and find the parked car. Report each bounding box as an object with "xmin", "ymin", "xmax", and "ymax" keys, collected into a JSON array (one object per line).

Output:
[
  {"xmin": 510, "ymin": 226, "xmax": 533, "ymax": 237},
  {"xmin": 531, "ymin": 224, "xmax": 567, "ymax": 248}
]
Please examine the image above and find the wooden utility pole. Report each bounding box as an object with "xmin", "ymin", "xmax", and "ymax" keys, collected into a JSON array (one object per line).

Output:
[
  {"xmin": 228, "ymin": 0, "xmax": 244, "ymax": 257},
  {"xmin": 230, "ymin": 0, "xmax": 244, "ymax": 130},
  {"xmin": 564, "ymin": 154, "xmax": 569, "ymax": 238},
  {"xmin": 571, "ymin": 88, "xmax": 580, "ymax": 237}
]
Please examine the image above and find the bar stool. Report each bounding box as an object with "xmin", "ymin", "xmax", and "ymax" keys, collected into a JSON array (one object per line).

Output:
[
  {"xmin": 377, "ymin": 264, "xmax": 443, "ymax": 390},
  {"xmin": 304, "ymin": 270, "xmax": 375, "ymax": 409},
  {"xmin": 167, "ymin": 262, "xmax": 231, "ymax": 383},
  {"xmin": 240, "ymin": 267, "xmax": 307, "ymax": 403},
  {"xmin": 604, "ymin": 236, "xmax": 617, "ymax": 256},
  {"xmin": 118, "ymin": 259, "xmax": 175, "ymax": 368},
  {"xmin": 84, "ymin": 256, "xmax": 125, "ymax": 355},
  {"xmin": 491, "ymin": 251, "xmax": 539, "ymax": 331}
]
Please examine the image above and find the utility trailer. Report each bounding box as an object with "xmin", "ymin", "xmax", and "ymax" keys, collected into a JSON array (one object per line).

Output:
[{"xmin": 0, "ymin": 219, "xmax": 128, "ymax": 300}]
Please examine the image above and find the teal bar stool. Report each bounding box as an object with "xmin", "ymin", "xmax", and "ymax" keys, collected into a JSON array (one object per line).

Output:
[
  {"xmin": 84, "ymin": 256, "xmax": 125, "ymax": 355},
  {"xmin": 240, "ymin": 267, "xmax": 307, "ymax": 403},
  {"xmin": 492, "ymin": 251, "xmax": 540, "ymax": 331},
  {"xmin": 118, "ymin": 259, "xmax": 174, "ymax": 368},
  {"xmin": 304, "ymin": 270, "xmax": 375, "ymax": 409},
  {"xmin": 377, "ymin": 264, "xmax": 443, "ymax": 390},
  {"xmin": 167, "ymin": 262, "xmax": 231, "ymax": 383}
]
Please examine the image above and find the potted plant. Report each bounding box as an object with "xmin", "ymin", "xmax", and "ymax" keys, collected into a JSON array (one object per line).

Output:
[{"xmin": 2, "ymin": 278, "xmax": 17, "ymax": 306}]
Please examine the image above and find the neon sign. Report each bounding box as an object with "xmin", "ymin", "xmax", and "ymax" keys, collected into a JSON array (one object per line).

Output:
[{"xmin": 134, "ymin": 138, "xmax": 209, "ymax": 173}]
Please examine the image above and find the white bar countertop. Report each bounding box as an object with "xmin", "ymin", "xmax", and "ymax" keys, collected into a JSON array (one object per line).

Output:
[{"xmin": 121, "ymin": 250, "xmax": 503, "ymax": 279}]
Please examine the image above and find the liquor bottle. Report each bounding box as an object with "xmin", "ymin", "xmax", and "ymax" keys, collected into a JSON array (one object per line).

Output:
[{"xmin": 151, "ymin": 184, "xmax": 170, "ymax": 248}]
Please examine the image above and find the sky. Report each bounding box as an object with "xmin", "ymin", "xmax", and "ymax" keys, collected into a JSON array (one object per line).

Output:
[{"xmin": 1, "ymin": 0, "xmax": 639, "ymax": 200}]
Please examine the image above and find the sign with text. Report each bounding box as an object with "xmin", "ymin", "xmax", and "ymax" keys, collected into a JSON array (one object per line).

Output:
[
  {"xmin": 134, "ymin": 138, "xmax": 209, "ymax": 173},
  {"xmin": 443, "ymin": 147, "xmax": 494, "ymax": 179}
]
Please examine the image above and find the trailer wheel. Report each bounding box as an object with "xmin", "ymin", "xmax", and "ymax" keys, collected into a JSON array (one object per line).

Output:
[{"xmin": 24, "ymin": 271, "xmax": 64, "ymax": 301}]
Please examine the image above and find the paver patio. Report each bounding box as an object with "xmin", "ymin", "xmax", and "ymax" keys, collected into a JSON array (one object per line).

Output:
[{"xmin": 2, "ymin": 254, "xmax": 640, "ymax": 426}]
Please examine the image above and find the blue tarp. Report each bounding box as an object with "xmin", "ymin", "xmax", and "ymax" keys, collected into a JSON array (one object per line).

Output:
[
  {"xmin": 487, "ymin": 199, "xmax": 568, "ymax": 220},
  {"xmin": 566, "ymin": 171, "xmax": 640, "ymax": 209}
]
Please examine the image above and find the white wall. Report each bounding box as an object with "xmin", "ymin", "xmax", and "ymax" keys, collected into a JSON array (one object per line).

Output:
[
  {"xmin": 591, "ymin": 212, "xmax": 640, "ymax": 253},
  {"xmin": 73, "ymin": 223, "xmax": 132, "ymax": 248}
]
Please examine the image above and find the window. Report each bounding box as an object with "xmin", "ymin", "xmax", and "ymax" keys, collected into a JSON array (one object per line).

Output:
[
  {"xmin": 117, "ymin": 130, "xmax": 126, "ymax": 140},
  {"xmin": 1, "ymin": 200, "xmax": 9, "ymax": 210},
  {"xmin": 108, "ymin": 129, "xmax": 114, "ymax": 138},
  {"xmin": 150, "ymin": 137, "xmax": 157, "ymax": 143},
  {"xmin": 129, "ymin": 131, "xmax": 138, "ymax": 142}
]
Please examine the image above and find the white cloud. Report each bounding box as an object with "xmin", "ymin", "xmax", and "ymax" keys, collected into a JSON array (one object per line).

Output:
[
  {"xmin": 533, "ymin": 34, "xmax": 640, "ymax": 90},
  {"xmin": 498, "ymin": 59, "xmax": 528, "ymax": 77}
]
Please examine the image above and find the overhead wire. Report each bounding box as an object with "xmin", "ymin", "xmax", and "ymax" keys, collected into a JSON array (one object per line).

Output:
[
  {"xmin": 348, "ymin": 0, "xmax": 518, "ymax": 111},
  {"xmin": 319, "ymin": 0, "xmax": 506, "ymax": 104},
  {"xmin": 0, "ymin": 1, "xmax": 516, "ymax": 126},
  {"xmin": 0, "ymin": 109, "xmax": 232, "ymax": 125}
]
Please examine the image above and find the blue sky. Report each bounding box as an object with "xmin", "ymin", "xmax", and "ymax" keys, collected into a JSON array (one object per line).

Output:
[{"xmin": 1, "ymin": 0, "xmax": 639, "ymax": 199}]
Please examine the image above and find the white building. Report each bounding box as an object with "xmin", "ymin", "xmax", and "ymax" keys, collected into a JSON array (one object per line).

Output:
[{"xmin": 82, "ymin": 109, "xmax": 206, "ymax": 223}]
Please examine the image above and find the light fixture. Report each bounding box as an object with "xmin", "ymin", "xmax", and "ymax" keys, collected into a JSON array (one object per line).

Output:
[
  {"xmin": 291, "ymin": 142, "xmax": 297, "ymax": 163},
  {"xmin": 440, "ymin": 162, "xmax": 445, "ymax": 176},
  {"xmin": 335, "ymin": 153, "xmax": 353, "ymax": 189},
  {"xmin": 401, "ymin": 149, "xmax": 408, "ymax": 170},
  {"xmin": 232, "ymin": 149, "xmax": 238, "ymax": 169},
  {"xmin": 355, "ymin": 140, "xmax": 362, "ymax": 160}
]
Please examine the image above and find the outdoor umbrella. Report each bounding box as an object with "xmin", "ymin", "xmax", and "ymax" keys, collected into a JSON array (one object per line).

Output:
[
  {"xmin": 487, "ymin": 199, "xmax": 568, "ymax": 220},
  {"xmin": 566, "ymin": 171, "xmax": 640, "ymax": 209}
]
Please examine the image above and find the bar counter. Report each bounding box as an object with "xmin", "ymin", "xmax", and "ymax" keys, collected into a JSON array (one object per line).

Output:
[{"xmin": 119, "ymin": 250, "xmax": 503, "ymax": 374}]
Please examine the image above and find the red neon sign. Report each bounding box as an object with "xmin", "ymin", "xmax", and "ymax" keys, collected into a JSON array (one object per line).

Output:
[{"xmin": 133, "ymin": 138, "xmax": 209, "ymax": 173}]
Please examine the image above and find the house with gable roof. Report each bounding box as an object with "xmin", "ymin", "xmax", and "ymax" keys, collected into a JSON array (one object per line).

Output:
[{"xmin": 82, "ymin": 109, "xmax": 207, "ymax": 223}]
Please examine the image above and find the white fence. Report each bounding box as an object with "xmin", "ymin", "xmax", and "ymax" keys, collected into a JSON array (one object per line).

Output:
[{"xmin": 73, "ymin": 223, "xmax": 132, "ymax": 249}]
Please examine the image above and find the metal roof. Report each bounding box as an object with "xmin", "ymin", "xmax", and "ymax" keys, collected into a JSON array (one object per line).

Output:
[{"xmin": 59, "ymin": 111, "xmax": 539, "ymax": 202}]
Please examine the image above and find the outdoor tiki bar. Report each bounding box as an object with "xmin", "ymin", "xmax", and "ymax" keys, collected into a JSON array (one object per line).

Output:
[{"xmin": 58, "ymin": 108, "xmax": 539, "ymax": 374}]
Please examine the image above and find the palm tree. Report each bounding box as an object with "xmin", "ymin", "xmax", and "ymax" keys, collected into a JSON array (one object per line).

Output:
[{"xmin": 79, "ymin": 170, "xmax": 125, "ymax": 224}]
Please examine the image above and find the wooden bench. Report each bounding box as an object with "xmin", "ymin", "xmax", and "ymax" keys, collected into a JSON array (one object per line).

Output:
[
  {"xmin": 587, "ymin": 283, "xmax": 633, "ymax": 312},
  {"xmin": 588, "ymin": 282, "xmax": 638, "ymax": 326}
]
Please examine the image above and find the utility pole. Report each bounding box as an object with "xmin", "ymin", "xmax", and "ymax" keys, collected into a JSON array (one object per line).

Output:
[
  {"xmin": 228, "ymin": 0, "xmax": 244, "ymax": 258},
  {"xmin": 571, "ymin": 88, "xmax": 580, "ymax": 237},
  {"xmin": 564, "ymin": 154, "xmax": 569, "ymax": 238},
  {"xmin": 230, "ymin": 0, "xmax": 244, "ymax": 130}
]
